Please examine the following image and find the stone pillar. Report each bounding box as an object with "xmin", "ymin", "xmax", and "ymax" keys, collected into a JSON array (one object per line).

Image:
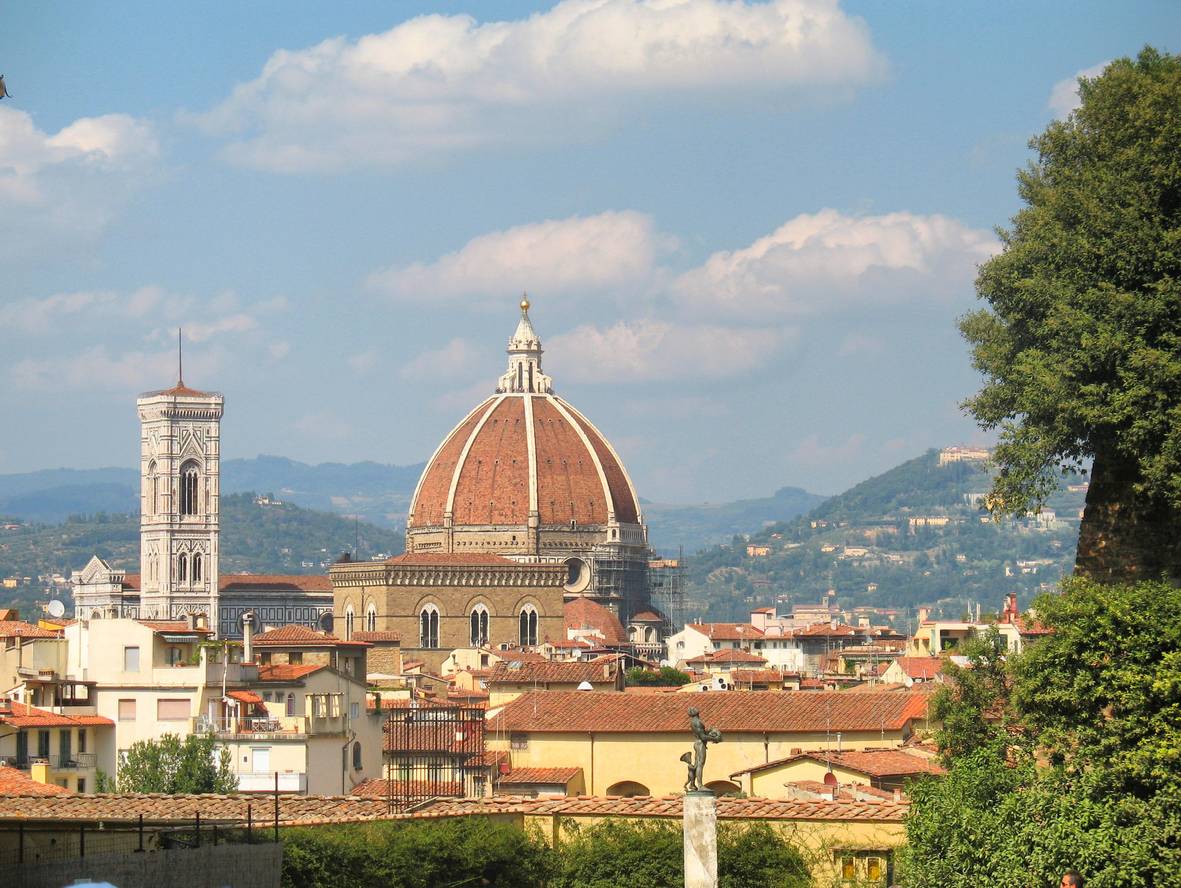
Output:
[{"xmin": 683, "ymin": 790, "xmax": 718, "ymax": 888}]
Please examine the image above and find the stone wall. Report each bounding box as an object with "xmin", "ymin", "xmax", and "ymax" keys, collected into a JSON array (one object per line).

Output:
[{"xmin": 12, "ymin": 840, "xmax": 281, "ymax": 888}]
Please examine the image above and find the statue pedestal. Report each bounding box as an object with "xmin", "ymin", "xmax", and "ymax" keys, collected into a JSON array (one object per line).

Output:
[{"xmin": 683, "ymin": 790, "xmax": 718, "ymax": 888}]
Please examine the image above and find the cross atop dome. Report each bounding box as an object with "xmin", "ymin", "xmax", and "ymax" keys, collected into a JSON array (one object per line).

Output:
[{"xmin": 497, "ymin": 293, "xmax": 553, "ymax": 395}]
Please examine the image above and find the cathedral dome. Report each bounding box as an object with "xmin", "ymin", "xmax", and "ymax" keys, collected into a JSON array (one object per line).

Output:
[{"xmin": 408, "ymin": 299, "xmax": 640, "ymax": 532}]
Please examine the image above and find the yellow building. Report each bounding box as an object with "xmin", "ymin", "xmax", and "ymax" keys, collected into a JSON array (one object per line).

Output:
[
  {"xmin": 731, "ymin": 747, "xmax": 944, "ymax": 796},
  {"xmin": 0, "ymin": 699, "xmax": 113, "ymax": 792},
  {"xmin": 430, "ymin": 795, "xmax": 908, "ymax": 887},
  {"xmin": 488, "ymin": 690, "xmax": 931, "ymax": 797}
]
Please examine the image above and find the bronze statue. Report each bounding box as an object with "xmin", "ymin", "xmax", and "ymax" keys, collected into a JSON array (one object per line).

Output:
[{"xmin": 683, "ymin": 707, "xmax": 723, "ymax": 792}]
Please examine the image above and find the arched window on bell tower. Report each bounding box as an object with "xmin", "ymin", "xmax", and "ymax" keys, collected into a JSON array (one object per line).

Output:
[
  {"xmin": 177, "ymin": 553, "xmax": 188, "ymax": 583},
  {"xmin": 179, "ymin": 460, "xmax": 200, "ymax": 516},
  {"xmin": 148, "ymin": 461, "xmax": 158, "ymax": 515},
  {"xmin": 192, "ymin": 553, "xmax": 202, "ymax": 583}
]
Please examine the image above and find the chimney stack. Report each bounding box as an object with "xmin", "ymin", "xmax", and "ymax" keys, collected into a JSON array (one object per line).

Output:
[{"xmin": 242, "ymin": 611, "xmax": 255, "ymax": 664}]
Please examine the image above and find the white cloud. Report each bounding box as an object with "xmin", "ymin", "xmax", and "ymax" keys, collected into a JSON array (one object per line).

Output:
[
  {"xmin": 674, "ymin": 209, "xmax": 997, "ymax": 317},
  {"xmin": 400, "ymin": 338, "xmax": 480, "ymax": 379},
  {"xmin": 548, "ymin": 319, "xmax": 791, "ymax": 382},
  {"xmin": 191, "ymin": 0, "xmax": 885, "ymax": 172},
  {"xmin": 0, "ymin": 287, "xmax": 190, "ymax": 335},
  {"xmin": 184, "ymin": 313, "xmax": 259, "ymax": 342},
  {"xmin": 10, "ymin": 345, "xmax": 220, "ymax": 392},
  {"xmin": 368, "ymin": 211, "xmax": 667, "ymax": 303},
  {"xmin": 0, "ymin": 108, "xmax": 158, "ymax": 255},
  {"xmin": 347, "ymin": 350, "xmax": 380, "ymax": 375},
  {"xmin": 1047, "ymin": 61, "xmax": 1109, "ymax": 118}
]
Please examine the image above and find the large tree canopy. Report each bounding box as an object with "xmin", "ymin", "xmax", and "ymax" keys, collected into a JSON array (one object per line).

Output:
[{"xmin": 960, "ymin": 47, "xmax": 1181, "ymax": 581}]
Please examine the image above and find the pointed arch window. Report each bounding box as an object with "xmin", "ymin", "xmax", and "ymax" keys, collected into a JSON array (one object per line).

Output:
[
  {"xmin": 366, "ymin": 603, "xmax": 377, "ymax": 633},
  {"xmin": 192, "ymin": 553, "xmax": 202, "ymax": 583},
  {"xmin": 179, "ymin": 461, "xmax": 200, "ymax": 516},
  {"xmin": 147, "ymin": 461, "xmax": 158, "ymax": 514},
  {"xmin": 344, "ymin": 605, "xmax": 355, "ymax": 640},
  {"xmin": 518, "ymin": 606, "xmax": 538, "ymax": 647},
  {"xmin": 177, "ymin": 553, "xmax": 187, "ymax": 582},
  {"xmin": 470, "ymin": 605, "xmax": 489, "ymax": 647},
  {"xmin": 419, "ymin": 605, "xmax": 440, "ymax": 649}
]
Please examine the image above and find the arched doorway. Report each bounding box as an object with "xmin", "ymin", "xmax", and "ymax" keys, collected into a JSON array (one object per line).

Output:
[
  {"xmin": 606, "ymin": 780, "xmax": 650, "ymax": 798},
  {"xmin": 705, "ymin": 780, "xmax": 741, "ymax": 796}
]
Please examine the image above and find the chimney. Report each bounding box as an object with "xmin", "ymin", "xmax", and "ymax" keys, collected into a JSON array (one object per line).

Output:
[
  {"xmin": 917, "ymin": 606, "xmax": 931, "ymax": 623},
  {"xmin": 242, "ymin": 611, "xmax": 255, "ymax": 664},
  {"xmin": 893, "ymin": 788, "xmax": 902, "ymax": 803}
]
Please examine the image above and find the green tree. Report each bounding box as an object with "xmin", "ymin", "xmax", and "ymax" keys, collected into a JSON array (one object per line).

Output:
[
  {"xmin": 552, "ymin": 818, "xmax": 809, "ymax": 888},
  {"xmin": 117, "ymin": 732, "xmax": 238, "ymax": 794},
  {"xmin": 928, "ymin": 628, "xmax": 1009, "ymax": 763},
  {"xmin": 905, "ymin": 577, "xmax": 1181, "ymax": 887},
  {"xmin": 959, "ymin": 48, "xmax": 1181, "ymax": 582},
  {"xmin": 626, "ymin": 666, "xmax": 692, "ymax": 687}
]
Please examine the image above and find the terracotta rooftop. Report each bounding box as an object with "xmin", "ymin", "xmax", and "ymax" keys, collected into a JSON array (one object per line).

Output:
[
  {"xmin": 0, "ymin": 621, "xmax": 61, "ymax": 639},
  {"xmin": 226, "ymin": 690, "xmax": 264, "ymax": 706},
  {"xmin": 792, "ymin": 622, "xmax": 859, "ymax": 638},
  {"xmin": 137, "ymin": 620, "xmax": 213, "ymax": 635},
  {"xmin": 495, "ymin": 767, "xmax": 583, "ymax": 786},
  {"xmin": 685, "ymin": 648, "xmax": 767, "ymax": 665},
  {"xmin": 0, "ymin": 794, "xmax": 388, "ymax": 825},
  {"xmin": 350, "ymin": 779, "xmax": 465, "ymax": 799},
  {"xmin": 630, "ymin": 611, "xmax": 664, "ymax": 622},
  {"xmin": 252, "ymin": 624, "xmax": 369, "ymax": 647},
  {"xmin": 256, "ymin": 663, "xmax": 326, "ymax": 682},
  {"xmin": 486, "ymin": 658, "xmax": 621, "ymax": 686},
  {"xmin": 220, "ymin": 574, "xmax": 332, "ymax": 593},
  {"xmin": 353, "ymin": 631, "xmax": 401, "ymax": 643},
  {"xmin": 0, "ymin": 701, "xmax": 113, "ymax": 728},
  {"xmin": 686, "ymin": 623, "xmax": 765, "ymax": 641},
  {"xmin": 0, "ymin": 767, "xmax": 72, "ymax": 796},
  {"xmin": 731, "ymin": 747, "xmax": 945, "ymax": 779},
  {"xmin": 490, "ymin": 690, "xmax": 929, "ymax": 735},
  {"xmin": 422, "ymin": 793, "xmax": 909, "ymax": 822},
  {"xmin": 140, "ymin": 383, "xmax": 217, "ymax": 399},
  {"xmin": 891, "ymin": 657, "xmax": 944, "ymax": 681},
  {"xmin": 564, "ymin": 597, "xmax": 628, "ymax": 645}
]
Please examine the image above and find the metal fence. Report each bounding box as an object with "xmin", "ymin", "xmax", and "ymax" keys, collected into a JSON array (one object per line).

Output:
[
  {"xmin": 0, "ymin": 806, "xmax": 279, "ymax": 867},
  {"xmin": 384, "ymin": 705, "xmax": 486, "ymax": 813}
]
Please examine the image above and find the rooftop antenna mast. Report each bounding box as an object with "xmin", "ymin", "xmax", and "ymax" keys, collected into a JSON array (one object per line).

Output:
[{"xmin": 177, "ymin": 328, "xmax": 184, "ymax": 386}]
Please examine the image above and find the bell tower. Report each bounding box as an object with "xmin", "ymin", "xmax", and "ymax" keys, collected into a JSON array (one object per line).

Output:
[{"xmin": 137, "ymin": 335, "xmax": 223, "ymax": 626}]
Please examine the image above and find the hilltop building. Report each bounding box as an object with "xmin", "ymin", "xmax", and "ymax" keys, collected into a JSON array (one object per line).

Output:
[{"xmin": 71, "ymin": 357, "xmax": 332, "ymax": 637}]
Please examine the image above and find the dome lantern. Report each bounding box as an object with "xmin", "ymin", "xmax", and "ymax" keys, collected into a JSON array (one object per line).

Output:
[{"xmin": 498, "ymin": 293, "xmax": 552, "ymax": 395}]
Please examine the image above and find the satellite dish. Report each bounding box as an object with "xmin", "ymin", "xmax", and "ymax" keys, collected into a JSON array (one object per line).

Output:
[{"xmin": 47, "ymin": 600, "xmax": 66, "ymax": 618}]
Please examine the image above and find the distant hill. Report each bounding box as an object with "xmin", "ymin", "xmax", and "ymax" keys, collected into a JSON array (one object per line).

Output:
[
  {"xmin": 0, "ymin": 493, "xmax": 403, "ymax": 616},
  {"xmin": 0, "ymin": 457, "xmax": 824, "ymax": 555},
  {"xmin": 0, "ymin": 456, "xmax": 426, "ymax": 528},
  {"xmin": 683, "ymin": 449, "xmax": 1086, "ymax": 624},
  {"xmin": 644, "ymin": 486, "xmax": 827, "ymax": 554}
]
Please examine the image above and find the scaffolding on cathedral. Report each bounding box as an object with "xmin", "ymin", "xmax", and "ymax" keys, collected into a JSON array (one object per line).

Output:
[{"xmin": 648, "ymin": 548, "xmax": 685, "ymax": 632}]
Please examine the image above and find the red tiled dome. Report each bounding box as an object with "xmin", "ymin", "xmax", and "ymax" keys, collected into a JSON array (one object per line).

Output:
[{"xmin": 409, "ymin": 392, "xmax": 640, "ymax": 529}]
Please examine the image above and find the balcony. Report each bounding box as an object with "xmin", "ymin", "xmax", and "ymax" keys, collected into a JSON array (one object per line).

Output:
[
  {"xmin": 193, "ymin": 715, "xmax": 305, "ymax": 738},
  {"xmin": 0, "ymin": 753, "xmax": 97, "ymax": 770}
]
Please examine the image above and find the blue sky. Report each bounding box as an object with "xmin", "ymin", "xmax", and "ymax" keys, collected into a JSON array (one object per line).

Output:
[{"xmin": 2, "ymin": 1, "xmax": 1176, "ymax": 502}]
